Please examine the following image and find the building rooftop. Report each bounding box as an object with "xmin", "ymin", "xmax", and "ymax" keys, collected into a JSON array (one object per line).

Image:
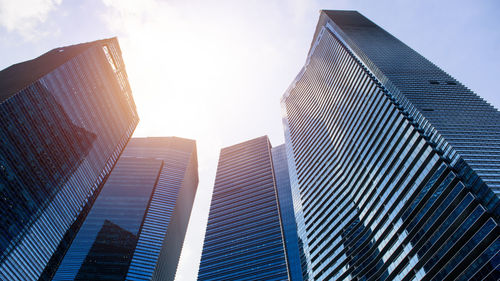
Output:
[{"xmin": 0, "ymin": 38, "xmax": 117, "ymax": 104}]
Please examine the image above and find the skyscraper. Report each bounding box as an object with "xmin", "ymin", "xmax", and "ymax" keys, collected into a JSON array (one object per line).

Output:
[
  {"xmin": 0, "ymin": 38, "xmax": 138, "ymax": 281},
  {"xmin": 272, "ymin": 144, "xmax": 305, "ymax": 281},
  {"xmin": 51, "ymin": 137, "xmax": 199, "ymax": 281},
  {"xmin": 198, "ymin": 136, "xmax": 301, "ymax": 281},
  {"xmin": 282, "ymin": 10, "xmax": 500, "ymax": 280}
]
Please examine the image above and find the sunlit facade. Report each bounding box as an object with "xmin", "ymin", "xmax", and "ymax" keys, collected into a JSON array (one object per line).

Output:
[
  {"xmin": 198, "ymin": 136, "xmax": 300, "ymax": 281},
  {"xmin": 51, "ymin": 137, "xmax": 199, "ymax": 281},
  {"xmin": 0, "ymin": 38, "xmax": 138, "ymax": 281},
  {"xmin": 282, "ymin": 10, "xmax": 500, "ymax": 280}
]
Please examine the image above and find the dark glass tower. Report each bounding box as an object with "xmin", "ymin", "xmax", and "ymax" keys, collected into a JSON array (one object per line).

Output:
[
  {"xmin": 0, "ymin": 38, "xmax": 138, "ymax": 280},
  {"xmin": 198, "ymin": 136, "xmax": 301, "ymax": 281},
  {"xmin": 52, "ymin": 137, "xmax": 199, "ymax": 281},
  {"xmin": 282, "ymin": 10, "xmax": 500, "ymax": 280}
]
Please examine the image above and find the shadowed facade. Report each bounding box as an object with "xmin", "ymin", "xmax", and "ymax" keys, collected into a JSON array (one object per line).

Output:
[
  {"xmin": 52, "ymin": 137, "xmax": 199, "ymax": 281},
  {"xmin": 198, "ymin": 136, "xmax": 302, "ymax": 281},
  {"xmin": 0, "ymin": 38, "xmax": 138, "ymax": 281},
  {"xmin": 282, "ymin": 10, "xmax": 499, "ymax": 280}
]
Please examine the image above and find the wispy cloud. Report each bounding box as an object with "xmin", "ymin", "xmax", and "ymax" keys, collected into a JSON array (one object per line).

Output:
[{"xmin": 0, "ymin": 0, "xmax": 62, "ymax": 41}]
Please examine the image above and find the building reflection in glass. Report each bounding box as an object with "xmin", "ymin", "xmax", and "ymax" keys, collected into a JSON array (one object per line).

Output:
[{"xmin": 0, "ymin": 38, "xmax": 138, "ymax": 281}]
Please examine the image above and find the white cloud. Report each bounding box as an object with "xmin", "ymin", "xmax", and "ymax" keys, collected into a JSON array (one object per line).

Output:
[{"xmin": 0, "ymin": 0, "xmax": 62, "ymax": 40}]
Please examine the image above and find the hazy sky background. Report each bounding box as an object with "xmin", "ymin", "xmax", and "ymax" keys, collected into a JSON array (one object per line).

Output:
[{"xmin": 0, "ymin": 0, "xmax": 499, "ymax": 280}]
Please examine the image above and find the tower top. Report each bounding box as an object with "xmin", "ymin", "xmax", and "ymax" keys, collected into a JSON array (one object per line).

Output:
[{"xmin": 0, "ymin": 37, "xmax": 118, "ymax": 103}]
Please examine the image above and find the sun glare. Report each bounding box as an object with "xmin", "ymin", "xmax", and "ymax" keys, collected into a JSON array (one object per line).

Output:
[{"xmin": 112, "ymin": 6, "xmax": 243, "ymax": 146}]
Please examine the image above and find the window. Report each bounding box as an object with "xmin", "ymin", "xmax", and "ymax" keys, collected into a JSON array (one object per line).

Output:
[{"xmin": 103, "ymin": 45, "xmax": 117, "ymax": 72}]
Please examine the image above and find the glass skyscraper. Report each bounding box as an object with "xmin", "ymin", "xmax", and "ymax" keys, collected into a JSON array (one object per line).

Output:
[
  {"xmin": 272, "ymin": 144, "xmax": 305, "ymax": 281},
  {"xmin": 52, "ymin": 137, "xmax": 199, "ymax": 281},
  {"xmin": 0, "ymin": 38, "xmax": 139, "ymax": 281},
  {"xmin": 198, "ymin": 136, "xmax": 302, "ymax": 281},
  {"xmin": 282, "ymin": 10, "xmax": 499, "ymax": 280}
]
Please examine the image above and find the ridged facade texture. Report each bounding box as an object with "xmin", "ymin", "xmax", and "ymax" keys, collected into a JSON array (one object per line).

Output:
[
  {"xmin": 198, "ymin": 136, "xmax": 290, "ymax": 281},
  {"xmin": 126, "ymin": 137, "xmax": 199, "ymax": 281},
  {"xmin": 52, "ymin": 157, "xmax": 161, "ymax": 280},
  {"xmin": 272, "ymin": 144, "xmax": 304, "ymax": 281},
  {"xmin": 52, "ymin": 137, "xmax": 199, "ymax": 281},
  {"xmin": 281, "ymin": 10, "xmax": 499, "ymax": 281},
  {"xmin": 0, "ymin": 38, "xmax": 138, "ymax": 281}
]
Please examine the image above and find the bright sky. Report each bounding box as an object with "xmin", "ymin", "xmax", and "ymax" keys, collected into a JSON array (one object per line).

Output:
[{"xmin": 0, "ymin": 0, "xmax": 499, "ymax": 280}]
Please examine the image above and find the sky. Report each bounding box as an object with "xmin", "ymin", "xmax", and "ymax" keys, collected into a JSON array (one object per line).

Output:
[{"xmin": 0, "ymin": 0, "xmax": 499, "ymax": 280}]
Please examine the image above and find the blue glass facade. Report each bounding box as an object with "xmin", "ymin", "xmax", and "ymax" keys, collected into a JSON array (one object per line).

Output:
[
  {"xmin": 52, "ymin": 137, "xmax": 199, "ymax": 281},
  {"xmin": 126, "ymin": 137, "xmax": 199, "ymax": 281},
  {"xmin": 282, "ymin": 10, "xmax": 500, "ymax": 280},
  {"xmin": 0, "ymin": 38, "xmax": 138, "ymax": 281},
  {"xmin": 52, "ymin": 157, "xmax": 161, "ymax": 280},
  {"xmin": 272, "ymin": 144, "xmax": 303, "ymax": 281},
  {"xmin": 198, "ymin": 136, "xmax": 291, "ymax": 281}
]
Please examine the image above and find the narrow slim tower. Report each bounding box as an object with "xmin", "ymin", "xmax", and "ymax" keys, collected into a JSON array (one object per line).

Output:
[
  {"xmin": 198, "ymin": 136, "xmax": 301, "ymax": 281},
  {"xmin": 282, "ymin": 10, "xmax": 499, "ymax": 280},
  {"xmin": 0, "ymin": 38, "xmax": 138, "ymax": 281},
  {"xmin": 272, "ymin": 144, "xmax": 305, "ymax": 281},
  {"xmin": 52, "ymin": 137, "xmax": 199, "ymax": 281}
]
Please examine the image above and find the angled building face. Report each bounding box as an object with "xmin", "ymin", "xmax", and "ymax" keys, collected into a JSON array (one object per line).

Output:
[
  {"xmin": 51, "ymin": 137, "xmax": 199, "ymax": 281},
  {"xmin": 198, "ymin": 136, "xmax": 299, "ymax": 281},
  {"xmin": 272, "ymin": 144, "xmax": 304, "ymax": 281},
  {"xmin": 282, "ymin": 10, "xmax": 500, "ymax": 281},
  {"xmin": 0, "ymin": 38, "xmax": 138, "ymax": 281}
]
